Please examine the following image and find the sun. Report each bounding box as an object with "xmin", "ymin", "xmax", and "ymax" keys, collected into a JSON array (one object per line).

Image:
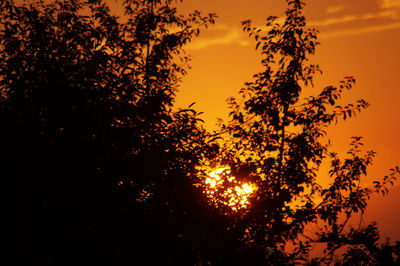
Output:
[{"xmin": 203, "ymin": 167, "xmax": 257, "ymax": 212}]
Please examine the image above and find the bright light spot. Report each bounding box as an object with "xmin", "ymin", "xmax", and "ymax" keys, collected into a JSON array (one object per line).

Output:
[
  {"xmin": 211, "ymin": 179, "xmax": 216, "ymax": 188},
  {"xmin": 202, "ymin": 167, "xmax": 257, "ymax": 212}
]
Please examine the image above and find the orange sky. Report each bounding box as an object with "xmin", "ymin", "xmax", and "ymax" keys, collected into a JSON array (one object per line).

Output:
[
  {"xmin": 99, "ymin": 0, "xmax": 400, "ymax": 241},
  {"xmin": 171, "ymin": 0, "xmax": 400, "ymax": 241}
]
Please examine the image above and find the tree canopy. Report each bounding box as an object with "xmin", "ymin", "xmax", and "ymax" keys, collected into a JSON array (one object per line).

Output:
[
  {"xmin": 2, "ymin": 0, "xmax": 218, "ymax": 264},
  {"xmin": 2, "ymin": 0, "xmax": 399, "ymax": 265}
]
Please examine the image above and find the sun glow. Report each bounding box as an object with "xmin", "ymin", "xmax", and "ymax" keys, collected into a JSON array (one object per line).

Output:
[{"xmin": 204, "ymin": 167, "xmax": 257, "ymax": 212}]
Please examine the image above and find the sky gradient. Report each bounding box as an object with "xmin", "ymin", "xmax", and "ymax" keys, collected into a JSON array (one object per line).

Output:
[{"xmin": 173, "ymin": 0, "xmax": 400, "ymax": 241}]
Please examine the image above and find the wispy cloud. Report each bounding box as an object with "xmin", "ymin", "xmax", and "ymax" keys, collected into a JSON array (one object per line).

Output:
[
  {"xmin": 326, "ymin": 5, "xmax": 344, "ymax": 14},
  {"xmin": 308, "ymin": 10, "xmax": 398, "ymax": 27},
  {"xmin": 320, "ymin": 21, "xmax": 400, "ymax": 38},
  {"xmin": 312, "ymin": 2, "xmax": 400, "ymax": 39},
  {"xmin": 255, "ymin": 9, "xmax": 398, "ymax": 32},
  {"xmin": 381, "ymin": 0, "xmax": 400, "ymax": 9},
  {"xmin": 186, "ymin": 26, "xmax": 249, "ymax": 51},
  {"xmin": 185, "ymin": 1, "xmax": 400, "ymax": 50}
]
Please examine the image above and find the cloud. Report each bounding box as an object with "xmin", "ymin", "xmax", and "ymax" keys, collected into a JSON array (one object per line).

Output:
[
  {"xmin": 311, "ymin": 1, "xmax": 400, "ymax": 38},
  {"xmin": 185, "ymin": 1, "xmax": 400, "ymax": 50},
  {"xmin": 320, "ymin": 21, "xmax": 400, "ymax": 38},
  {"xmin": 186, "ymin": 26, "xmax": 250, "ymax": 51},
  {"xmin": 381, "ymin": 0, "xmax": 400, "ymax": 9},
  {"xmin": 326, "ymin": 5, "xmax": 344, "ymax": 14},
  {"xmin": 308, "ymin": 10, "xmax": 397, "ymax": 27}
]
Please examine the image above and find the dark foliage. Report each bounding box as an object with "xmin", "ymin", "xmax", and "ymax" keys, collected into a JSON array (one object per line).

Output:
[
  {"xmin": 2, "ymin": 0, "xmax": 399, "ymax": 265},
  {"xmin": 210, "ymin": 0, "xmax": 400, "ymax": 264},
  {"xmin": 1, "ymin": 0, "xmax": 224, "ymax": 264}
]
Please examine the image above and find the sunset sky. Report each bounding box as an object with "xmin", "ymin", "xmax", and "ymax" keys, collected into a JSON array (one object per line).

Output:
[
  {"xmin": 8, "ymin": 0, "xmax": 400, "ymax": 262},
  {"xmin": 97, "ymin": 0, "xmax": 400, "ymax": 241},
  {"xmin": 171, "ymin": 0, "xmax": 400, "ymax": 241}
]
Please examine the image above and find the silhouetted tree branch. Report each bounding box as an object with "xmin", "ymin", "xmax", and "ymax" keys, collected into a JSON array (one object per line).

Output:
[
  {"xmin": 2, "ymin": 0, "xmax": 399, "ymax": 264},
  {"xmin": 211, "ymin": 0, "xmax": 400, "ymax": 264}
]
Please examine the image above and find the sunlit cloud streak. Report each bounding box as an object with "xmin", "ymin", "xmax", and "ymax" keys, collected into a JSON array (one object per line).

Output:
[
  {"xmin": 319, "ymin": 21, "xmax": 400, "ymax": 38},
  {"xmin": 308, "ymin": 10, "xmax": 398, "ymax": 27},
  {"xmin": 326, "ymin": 5, "xmax": 344, "ymax": 14},
  {"xmin": 186, "ymin": 26, "xmax": 249, "ymax": 51},
  {"xmin": 185, "ymin": 1, "xmax": 400, "ymax": 51},
  {"xmin": 381, "ymin": 0, "xmax": 400, "ymax": 9}
]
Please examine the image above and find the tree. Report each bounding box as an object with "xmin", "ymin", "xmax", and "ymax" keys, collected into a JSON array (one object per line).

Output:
[
  {"xmin": 1, "ymin": 0, "xmax": 217, "ymax": 264},
  {"xmin": 206, "ymin": 0, "xmax": 400, "ymax": 264},
  {"xmin": 3, "ymin": 0, "xmax": 399, "ymax": 264}
]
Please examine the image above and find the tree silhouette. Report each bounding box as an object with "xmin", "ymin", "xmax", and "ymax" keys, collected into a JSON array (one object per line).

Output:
[
  {"xmin": 2, "ymin": 0, "xmax": 399, "ymax": 265},
  {"xmin": 210, "ymin": 0, "xmax": 400, "ymax": 264},
  {"xmin": 1, "ymin": 0, "xmax": 220, "ymax": 264}
]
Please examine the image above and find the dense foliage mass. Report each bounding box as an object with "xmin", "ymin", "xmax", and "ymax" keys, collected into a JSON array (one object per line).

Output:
[
  {"xmin": 1, "ymin": 0, "xmax": 219, "ymax": 264},
  {"xmin": 2, "ymin": 0, "xmax": 399, "ymax": 264}
]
